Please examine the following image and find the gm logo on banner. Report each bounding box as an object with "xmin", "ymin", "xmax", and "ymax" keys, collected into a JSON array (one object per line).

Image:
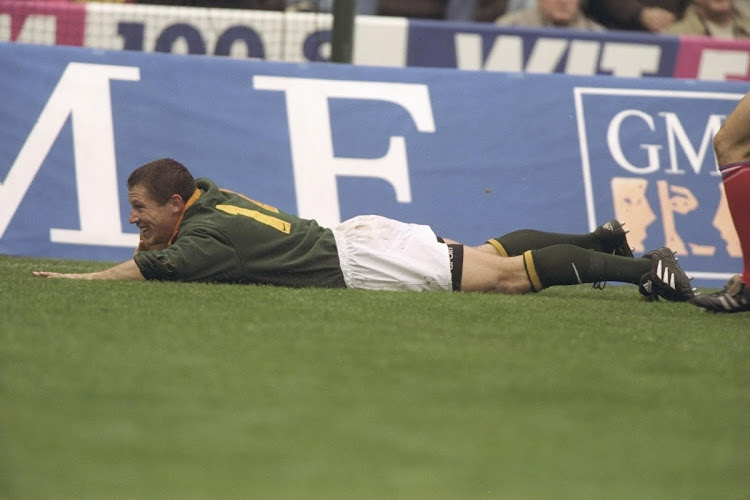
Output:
[{"xmin": 574, "ymin": 88, "xmax": 744, "ymax": 283}]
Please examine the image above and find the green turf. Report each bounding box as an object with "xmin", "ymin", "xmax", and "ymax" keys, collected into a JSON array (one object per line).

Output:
[{"xmin": 1, "ymin": 255, "xmax": 748, "ymax": 499}]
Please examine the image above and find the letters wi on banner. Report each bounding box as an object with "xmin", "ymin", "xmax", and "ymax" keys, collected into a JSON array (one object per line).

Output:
[
  {"xmin": 0, "ymin": 42, "xmax": 749, "ymax": 284},
  {"xmin": 406, "ymin": 20, "xmax": 680, "ymax": 78}
]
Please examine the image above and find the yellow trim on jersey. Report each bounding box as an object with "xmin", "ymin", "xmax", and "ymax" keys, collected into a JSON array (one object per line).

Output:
[
  {"xmin": 168, "ymin": 188, "xmax": 202, "ymax": 246},
  {"xmin": 487, "ymin": 239, "xmax": 508, "ymax": 257},
  {"xmin": 523, "ymin": 250, "xmax": 543, "ymax": 292},
  {"xmin": 216, "ymin": 204, "xmax": 291, "ymax": 234}
]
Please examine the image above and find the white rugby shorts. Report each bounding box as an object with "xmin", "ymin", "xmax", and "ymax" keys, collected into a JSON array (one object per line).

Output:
[{"xmin": 331, "ymin": 215, "xmax": 452, "ymax": 292}]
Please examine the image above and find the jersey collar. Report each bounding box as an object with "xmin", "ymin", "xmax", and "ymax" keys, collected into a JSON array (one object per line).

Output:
[{"xmin": 168, "ymin": 188, "xmax": 202, "ymax": 246}]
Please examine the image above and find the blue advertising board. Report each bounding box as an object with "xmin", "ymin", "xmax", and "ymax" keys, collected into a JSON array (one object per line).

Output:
[{"xmin": 0, "ymin": 41, "xmax": 748, "ymax": 285}]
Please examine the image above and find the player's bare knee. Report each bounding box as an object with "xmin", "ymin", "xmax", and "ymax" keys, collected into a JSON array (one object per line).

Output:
[
  {"xmin": 484, "ymin": 264, "xmax": 532, "ymax": 295},
  {"xmin": 492, "ymin": 275, "xmax": 532, "ymax": 295}
]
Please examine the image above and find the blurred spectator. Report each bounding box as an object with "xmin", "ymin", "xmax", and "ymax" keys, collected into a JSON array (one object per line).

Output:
[
  {"xmin": 496, "ymin": 0, "xmax": 605, "ymax": 30},
  {"xmin": 377, "ymin": 0, "xmax": 448, "ymax": 19},
  {"xmin": 662, "ymin": 0, "xmax": 750, "ymax": 38},
  {"xmin": 584, "ymin": 0, "xmax": 689, "ymax": 32}
]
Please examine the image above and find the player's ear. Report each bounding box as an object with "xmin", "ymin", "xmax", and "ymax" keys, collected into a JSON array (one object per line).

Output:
[{"xmin": 169, "ymin": 193, "xmax": 185, "ymax": 213}]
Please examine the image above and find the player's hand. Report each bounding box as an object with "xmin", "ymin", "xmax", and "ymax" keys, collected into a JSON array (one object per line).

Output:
[
  {"xmin": 34, "ymin": 260, "xmax": 143, "ymax": 281},
  {"xmin": 33, "ymin": 271, "xmax": 92, "ymax": 280}
]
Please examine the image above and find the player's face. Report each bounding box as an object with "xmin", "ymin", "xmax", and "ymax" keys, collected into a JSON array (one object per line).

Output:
[
  {"xmin": 128, "ymin": 184, "xmax": 182, "ymax": 251},
  {"xmin": 539, "ymin": 0, "xmax": 581, "ymax": 25}
]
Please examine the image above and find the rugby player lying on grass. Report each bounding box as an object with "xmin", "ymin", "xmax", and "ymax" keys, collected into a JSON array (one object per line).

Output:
[{"xmin": 34, "ymin": 158, "xmax": 695, "ymax": 302}]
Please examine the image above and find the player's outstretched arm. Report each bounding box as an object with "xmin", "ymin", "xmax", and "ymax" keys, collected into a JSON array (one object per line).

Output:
[{"xmin": 33, "ymin": 259, "xmax": 146, "ymax": 281}]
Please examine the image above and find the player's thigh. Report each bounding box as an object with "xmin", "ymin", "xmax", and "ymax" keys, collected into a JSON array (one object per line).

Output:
[{"xmin": 459, "ymin": 246, "xmax": 530, "ymax": 293}]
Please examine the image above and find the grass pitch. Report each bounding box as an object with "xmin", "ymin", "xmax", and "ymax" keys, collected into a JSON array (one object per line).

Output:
[{"xmin": 1, "ymin": 255, "xmax": 748, "ymax": 499}]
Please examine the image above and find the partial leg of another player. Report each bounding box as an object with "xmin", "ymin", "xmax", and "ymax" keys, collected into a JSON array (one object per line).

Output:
[{"xmin": 691, "ymin": 92, "xmax": 750, "ymax": 313}]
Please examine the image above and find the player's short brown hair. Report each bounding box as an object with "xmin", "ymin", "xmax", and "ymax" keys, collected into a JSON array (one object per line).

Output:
[{"xmin": 127, "ymin": 158, "xmax": 198, "ymax": 205}]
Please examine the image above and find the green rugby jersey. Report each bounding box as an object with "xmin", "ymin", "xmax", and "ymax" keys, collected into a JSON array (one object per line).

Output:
[{"xmin": 134, "ymin": 179, "xmax": 346, "ymax": 288}]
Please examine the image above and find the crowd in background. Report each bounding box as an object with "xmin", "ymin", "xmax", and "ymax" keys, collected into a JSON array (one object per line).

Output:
[{"xmin": 71, "ymin": 0, "xmax": 750, "ymax": 39}]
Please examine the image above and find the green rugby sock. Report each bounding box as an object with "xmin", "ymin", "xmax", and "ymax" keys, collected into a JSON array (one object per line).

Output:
[
  {"xmin": 490, "ymin": 229, "xmax": 603, "ymax": 257},
  {"xmin": 526, "ymin": 245, "xmax": 650, "ymax": 291}
]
